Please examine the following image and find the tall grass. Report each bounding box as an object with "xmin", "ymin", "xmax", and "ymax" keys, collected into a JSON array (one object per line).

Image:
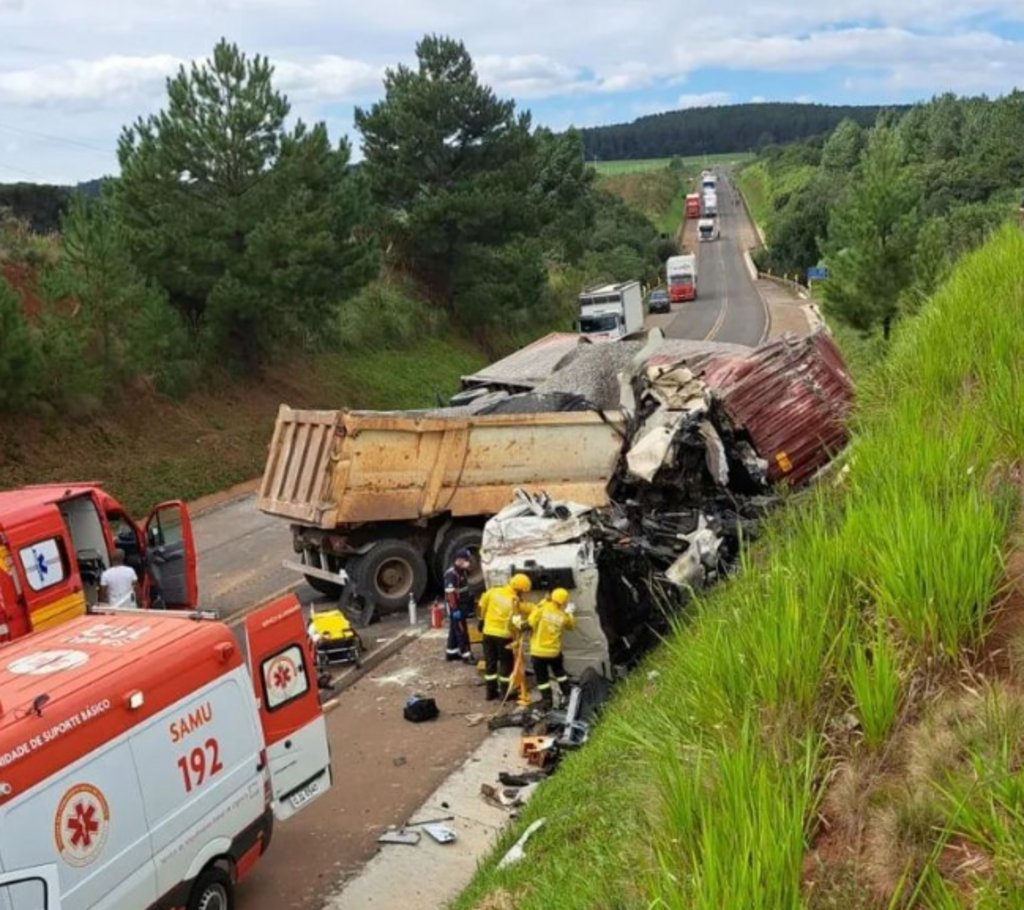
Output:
[
  {"xmin": 455, "ymin": 227, "xmax": 1024, "ymax": 910},
  {"xmin": 849, "ymin": 624, "xmax": 901, "ymax": 747}
]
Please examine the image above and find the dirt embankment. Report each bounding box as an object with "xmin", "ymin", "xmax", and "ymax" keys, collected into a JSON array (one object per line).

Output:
[{"xmin": 0, "ymin": 338, "xmax": 485, "ymax": 515}]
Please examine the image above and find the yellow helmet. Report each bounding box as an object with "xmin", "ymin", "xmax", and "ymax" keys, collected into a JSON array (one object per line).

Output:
[
  {"xmin": 551, "ymin": 588, "xmax": 570, "ymax": 606},
  {"xmin": 510, "ymin": 573, "xmax": 532, "ymax": 593}
]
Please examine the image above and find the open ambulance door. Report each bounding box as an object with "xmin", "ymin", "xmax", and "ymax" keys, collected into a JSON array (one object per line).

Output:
[
  {"xmin": 144, "ymin": 500, "xmax": 198, "ymax": 609},
  {"xmin": 244, "ymin": 594, "xmax": 332, "ymax": 822},
  {"xmin": 0, "ymin": 865, "xmax": 62, "ymax": 910}
]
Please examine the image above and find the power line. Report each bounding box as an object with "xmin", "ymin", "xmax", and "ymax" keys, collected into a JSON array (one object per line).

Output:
[
  {"xmin": 0, "ymin": 158, "xmax": 46, "ymax": 180},
  {"xmin": 0, "ymin": 121, "xmax": 114, "ymax": 155}
]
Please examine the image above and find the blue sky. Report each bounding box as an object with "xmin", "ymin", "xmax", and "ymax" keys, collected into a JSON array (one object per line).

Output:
[{"xmin": 2, "ymin": 0, "xmax": 1024, "ymax": 183}]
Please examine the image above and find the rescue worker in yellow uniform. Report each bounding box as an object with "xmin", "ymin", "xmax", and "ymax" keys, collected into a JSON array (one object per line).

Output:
[
  {"xmin": 478, "ymin": 573, "xmax": 532, "ymax": 701},
  {"xmin": 527, "ymin": 588, "xmax": 576, "ymax": 710}
]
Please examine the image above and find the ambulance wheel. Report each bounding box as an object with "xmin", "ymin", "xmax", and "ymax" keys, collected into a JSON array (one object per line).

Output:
[
  {"xmin": 188, "ymin": 867, "xmax": 234, "ymax": 910},
  {"xmin": 352, "ymin": 539, "xmax": 427, "ymax": 613},
  {"xmin": 435, "ymin": 527, "xmax": 484, "ymax": 592}
]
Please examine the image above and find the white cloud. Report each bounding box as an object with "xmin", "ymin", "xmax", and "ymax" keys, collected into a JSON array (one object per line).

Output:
[
  {"xmin": 274, "ymin": 56, "xmax": 383, "ymax": 101},
  {"xmin": 477, "ymin": 54, "xmax": 585, "ymax": 98},
  {"xmin": 0, "ymin": 55, "xmax": 183, "ymax": 109},
  {"xmin": 678, "ymin": 91, "xmax": 731, "ymax": 109},
  {"xmin": 750, "ymin": 95, "xmax": 767, "ymax": 103}
]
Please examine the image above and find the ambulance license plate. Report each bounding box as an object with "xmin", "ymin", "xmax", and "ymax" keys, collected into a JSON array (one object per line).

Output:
[{"xmin": 290, "ymin": 780, "xmax": 322, "ymax": 809}]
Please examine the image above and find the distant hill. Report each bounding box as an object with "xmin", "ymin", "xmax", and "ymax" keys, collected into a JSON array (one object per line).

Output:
[
  {"xmin": 581, "ymin": 102, "xmax": 903, "ymax": 161},
  {"xmin": 0, "ymin": 177, "xmax": 108, "ymax": 233}
]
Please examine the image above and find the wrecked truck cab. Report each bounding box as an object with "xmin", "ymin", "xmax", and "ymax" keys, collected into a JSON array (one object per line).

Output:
[{"xmin": 480, "ymin": 498, "xmax": 670, "ymax": 681}]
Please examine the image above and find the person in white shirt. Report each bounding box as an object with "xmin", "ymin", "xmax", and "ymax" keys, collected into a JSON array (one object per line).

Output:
[{"xmin": 100, "ymin": 548, "xmax": 138, "ymax": 607}]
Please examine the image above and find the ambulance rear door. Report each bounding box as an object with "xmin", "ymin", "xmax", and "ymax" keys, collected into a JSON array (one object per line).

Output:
[
  {"xmin": 0, "ymin": 865, "xmax": 62, "ymax": 910},
  {"xmin": 143, "ymin": 501, "xmax": 198, "ymax": 609},
  {"xmin": 244, "ymin": 595, "xmax": 332, "ymax": 821}
]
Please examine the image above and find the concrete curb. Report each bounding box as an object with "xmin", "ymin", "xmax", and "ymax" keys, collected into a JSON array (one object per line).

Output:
[
  {"xmin": 322, "ymin": 628, "xmax": 424, "ymax": 712},
  {"xmin": 189, "ymin": 477, "xmax": 261, "ymax": 517}
]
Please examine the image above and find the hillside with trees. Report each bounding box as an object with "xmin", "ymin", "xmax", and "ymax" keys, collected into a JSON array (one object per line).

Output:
[
  {"xmin": 736, "ymin": 92, "xmax": 1024, "ymax": 338},
  {"xmin": 581, "ymin": 102, "xmax": 897, "ymax": 161},
  {"xmin": 0, "ymin": 36, "xmax": 670, "ymax": 508}
]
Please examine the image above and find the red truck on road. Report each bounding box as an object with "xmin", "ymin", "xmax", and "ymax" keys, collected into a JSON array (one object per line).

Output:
[
  {"xmin": 0, "ymin": 484, "xmax": 198, "ymax": 643},
  {"xmin": 685, "ymin": 193, "xmax": 701, "ymax": 220}
]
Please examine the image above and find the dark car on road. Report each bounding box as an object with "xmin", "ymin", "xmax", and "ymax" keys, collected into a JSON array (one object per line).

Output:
[{"xmin": 646, "ymin": 289, "xmax": 670, "ymax": 314}]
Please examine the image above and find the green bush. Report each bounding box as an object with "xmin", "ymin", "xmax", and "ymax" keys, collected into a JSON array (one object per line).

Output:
[
  {"xmin": 0, "ymin": 277, "xmax": 41, "ymax": 411},
  {"xmin": 334, "ymin": 279, "xmax": 440, "ymax": 351}
]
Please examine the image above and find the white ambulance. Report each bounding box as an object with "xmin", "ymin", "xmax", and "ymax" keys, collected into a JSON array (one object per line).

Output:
[{"xmin": 0, "ymin": 595, "xmax": 331, "ymax": 910}]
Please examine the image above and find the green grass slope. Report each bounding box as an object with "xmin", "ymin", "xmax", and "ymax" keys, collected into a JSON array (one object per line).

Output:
[
  {"xmin": 0, "ymin": 335, "xmax": 484, "ymax": 514},
  {"xmin": 456, "ymin": 226, "xmax": 1024, "ymax": 909}
]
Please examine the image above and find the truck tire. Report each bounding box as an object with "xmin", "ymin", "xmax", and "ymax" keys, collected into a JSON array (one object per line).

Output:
[
  {"xmin": 435, "ymin": 527, "xmax": 484, "ymax": 593},
  {"xmin": 352, "ymin": 539, "xmax": 428, "ymax": 613},
  {"xmin": 188, "ymin": 867, "xmax": 234, "ymax": 910},
  {"xmin": 302, "ymin": 550, "xmax": 344, "ymax": 598}
]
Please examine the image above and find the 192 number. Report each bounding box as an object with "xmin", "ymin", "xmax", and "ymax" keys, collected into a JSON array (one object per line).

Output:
[{"xmin": 177, "ymin": 738, "xmax": 224, "ymax": 793}]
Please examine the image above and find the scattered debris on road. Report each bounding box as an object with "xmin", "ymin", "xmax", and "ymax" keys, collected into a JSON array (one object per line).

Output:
[{"xmin": 497, "ymin": 819, "xmax": 547, "ymax": 869}]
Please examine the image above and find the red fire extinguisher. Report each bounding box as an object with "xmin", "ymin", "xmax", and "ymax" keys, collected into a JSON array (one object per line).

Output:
[{"xmin": 430, "ymin": 601, "xmax": 445, "ymax": 630}]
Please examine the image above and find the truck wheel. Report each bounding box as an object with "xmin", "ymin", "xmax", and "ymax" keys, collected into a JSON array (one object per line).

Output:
[
  {"xmin": 188, "ymin": 867, "xmax": 234, "ymax": 910},
  {"xmin": 302, "ymin": 550, "xmax": 344, "ymax": 598},
  {"xmin": 353, "ymin": 540, "xmax": 428, "ymax": 613},
  {"xmin": 436, "ymin": 527, "xmax": 484, "ymax": 592}
]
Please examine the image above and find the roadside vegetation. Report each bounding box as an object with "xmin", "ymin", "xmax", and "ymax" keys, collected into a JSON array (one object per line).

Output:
[
  {"xmin": 581, "ymin": 102, "xmax": 895, "ymax": 162},
  {"xmin": 0, "ymin": 35, "xmax": 667, "ymax": 506},
  {"xmin": 458, "ymin": 227, "xmax": 1024, "ymax": 908},
  {"xmin": 735, "ymin": 93, "xmax": 1024, "ymax": 341}
]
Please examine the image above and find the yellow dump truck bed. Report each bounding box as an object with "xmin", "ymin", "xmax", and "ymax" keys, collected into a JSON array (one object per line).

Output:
[{"xmin": 257, "ymin": 406, "xmax": 625, "ymax": 529}]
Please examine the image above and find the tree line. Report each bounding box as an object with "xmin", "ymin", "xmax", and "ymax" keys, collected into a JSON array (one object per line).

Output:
[
  {"xmin": 744, "ymin": 92, "xmax": 1024, "ymax": 337},
  {"xmin": 581, "ymin": 102, "xmax": 899, "ymax": 162},
  {"xmin": 0, "ymin": 37, "xmax": 671, "ymax": 415}
]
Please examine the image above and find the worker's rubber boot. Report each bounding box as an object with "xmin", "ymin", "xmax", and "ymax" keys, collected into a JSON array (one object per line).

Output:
[
  {"xmin": 485, "ymin": 681, "xmax": 499, "ymax": 701},
  {"xmin": 540, "ymin": 691, "xmax": 554, "ymax": 711}
]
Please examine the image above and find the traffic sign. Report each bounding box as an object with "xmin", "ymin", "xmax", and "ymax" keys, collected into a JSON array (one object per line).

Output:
[{"xmin": 807, "ymin": 266, "xmax": 829, "ymax": 281}]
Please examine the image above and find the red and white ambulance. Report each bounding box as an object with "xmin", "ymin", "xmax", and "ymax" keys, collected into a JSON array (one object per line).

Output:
[{"xmin": 0, "ymin": 595, "xmax": 331, "ymax": 910}]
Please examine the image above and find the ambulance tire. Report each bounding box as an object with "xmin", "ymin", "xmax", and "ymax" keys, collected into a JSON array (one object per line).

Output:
[
  {"xmin": 188, "ymin": 866, "xmax": 234, "ymax": 910},
  {"xmin": 352, "ymin": 539, "xmax": 427, "ymax": 613}
]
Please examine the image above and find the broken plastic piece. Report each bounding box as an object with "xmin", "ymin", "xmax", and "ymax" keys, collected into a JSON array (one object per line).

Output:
[
  {"xmin": 423, "ymin": 824, "xmax": 457, "ymax": 844},
  {"xmin": 497, "ymin": 818, "xmax": 547, "ymax": 869}
]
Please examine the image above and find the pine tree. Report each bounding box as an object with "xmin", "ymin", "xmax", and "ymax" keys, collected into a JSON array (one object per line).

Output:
[
  {"xmin": 355, "ymin": 35, "xmax": 542, "ymax": 324},
  {"xmin": 823, "ymin": 126, "xmax": 922, "ymax": 338},
  {"xmin": 0, "ymin": 277, "xmax": 41, "ymax": 411},
  {"xmin": 114, "ymin": 40, "xmax": 377, "ymax": 372}
]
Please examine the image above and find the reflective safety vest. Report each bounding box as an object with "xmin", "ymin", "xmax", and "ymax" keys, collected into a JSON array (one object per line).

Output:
[
  {"xmin": 528, "ymin": 600, "xmax": 576, "ymax": 658},
  {"xmin": 478, "ymin": 585, "xmax": 522, "ymax": 640}
]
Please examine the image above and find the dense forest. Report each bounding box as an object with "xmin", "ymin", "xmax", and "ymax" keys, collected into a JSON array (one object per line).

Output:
[
  {"xmin": 581, "ymin": 102, "xmax": 899, "ymax": 161},
  {"xmin": 738, "ymin": 92, "xmax": 1024, "ymax": 337},
  {"xmin": 0, "ymin": 37, "xmax": 671, "ymax": 418}
]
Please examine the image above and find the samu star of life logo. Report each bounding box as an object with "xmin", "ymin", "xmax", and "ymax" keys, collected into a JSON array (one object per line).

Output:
[
  {"xmin": 55, "ymin": 784, "xmax": 110, "ymax": 867},
  {"xmin": 265, "ymin": 652, "xmax": 303, "ymax": 705}
]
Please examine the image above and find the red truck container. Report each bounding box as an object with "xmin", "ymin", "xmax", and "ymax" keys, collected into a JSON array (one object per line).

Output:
[{"xmin": 685, "ymin": 194, "xmax": 701, "ymax": 220}]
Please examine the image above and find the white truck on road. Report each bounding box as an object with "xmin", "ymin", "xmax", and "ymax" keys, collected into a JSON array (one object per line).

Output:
[
  {"xmin": 698, "ymin": 218, "xmax": 719, "ymax": 242},
  {"xmin": 702, "ymin": 172, "xmax": 717, "ymax": 192},
  {"xmin": 577, "ymin": 281, "xmax": 644, "ymax": 342},
  {"xmin": 703, "ymin": 191, "xmax": 718, "ymax": 217},
  {"xmin": 666, "ymin": 254, "xmax": 697, "ymax": 303}
]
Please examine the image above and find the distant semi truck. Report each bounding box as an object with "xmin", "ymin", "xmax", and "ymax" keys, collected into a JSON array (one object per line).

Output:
[
  {"xmin": 666, "ymin": 254, "xmax": 697, "ymax": 303},
  {"xmin": 702, "ymin": 172, "xmax": 717, "ymax": 192},
  {"xmin": 698, "ymin": 218, "xmax": 719, "ymax": 242},
  {"xmin": 685, "ymin": 193, "xmax": 702, "ymax": 219},
  {"xmin": 703, "ymin": 191, "xmax": 718, "ymax": 217},
  {"xmin": 577, "ymin": 280, "xmax": 645, "ymax": 342}
]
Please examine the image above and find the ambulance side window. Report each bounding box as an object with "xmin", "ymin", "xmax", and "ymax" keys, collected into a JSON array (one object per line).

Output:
[
  {"xmin": 17, "ymin": 538, "xmax": 67, "ymax": 592},
  {"xmin": 261, "ymin": 645, "xmax": 310, "ymax": 711}
]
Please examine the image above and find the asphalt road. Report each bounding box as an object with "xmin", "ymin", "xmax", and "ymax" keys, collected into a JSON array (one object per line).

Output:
[
  {"xmin": 194, "ymin": 493, "xmax": 315, "ymax": 619},
  {"xmin": 666, "ymin": 174, "xmax": 768, "ymax": 347}
]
